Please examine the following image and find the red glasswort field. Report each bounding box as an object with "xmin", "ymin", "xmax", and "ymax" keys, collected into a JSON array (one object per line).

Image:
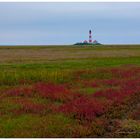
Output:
[{"xmin": 1, "ymin": 65, "xmax": 140, "ymax": 137}]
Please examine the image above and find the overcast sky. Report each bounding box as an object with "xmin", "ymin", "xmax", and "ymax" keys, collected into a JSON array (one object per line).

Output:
[{"xmin": 0, "ymin": 2, "xmax": 140, "ymax": 45}]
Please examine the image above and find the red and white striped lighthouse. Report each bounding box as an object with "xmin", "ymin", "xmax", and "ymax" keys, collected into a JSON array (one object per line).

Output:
[{"xmin": 89, "ymin": 30, "xmax": 92, "ymax": 43}]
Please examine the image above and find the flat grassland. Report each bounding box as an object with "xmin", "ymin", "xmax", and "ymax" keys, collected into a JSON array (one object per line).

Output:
[{"xmin": 0, "ymin": 45, "xmax": 140, "ymax": 138}]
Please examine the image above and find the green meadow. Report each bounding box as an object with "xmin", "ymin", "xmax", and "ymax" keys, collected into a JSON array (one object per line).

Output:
[{"xmin": 0, "ymin": 45, "xmax": 140, "ymax": 85}]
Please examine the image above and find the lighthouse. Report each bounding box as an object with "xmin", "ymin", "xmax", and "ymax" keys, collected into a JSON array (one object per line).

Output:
[{"xmin": 89, "ymin": 30, "xmax": 92, "ymax": 43}]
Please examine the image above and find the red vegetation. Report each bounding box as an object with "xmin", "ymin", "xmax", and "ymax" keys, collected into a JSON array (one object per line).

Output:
[
  {"xmin": 33, "ymin": 82, "xmax": 80, "ymax": 102},
  {"xmin": 6, "ymin": 87, "xmax": 34, "ymax": 97},
  {"xmin": 58, "ymin": 96, "xmax": 112, "ymax": 121},
  {"xmin": 110, "ymin": 66, "xmax": 140, "ymax": 78},
  {"xmin": 3, "ymin": 65, "xmax": 140, "ymax": 134},
  {"xmin": 4, "ymin": 66, "xmax": 140, "ymax": 123}
]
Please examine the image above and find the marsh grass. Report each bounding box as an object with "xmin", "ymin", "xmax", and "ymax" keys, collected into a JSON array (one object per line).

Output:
[{"xmin": 0, "ymin": 56, "xmax": 140, "ymax": 86}]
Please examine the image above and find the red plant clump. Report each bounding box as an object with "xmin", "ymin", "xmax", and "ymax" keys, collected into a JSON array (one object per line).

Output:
[
  {"xmin": 122, "ymin": 78, "xmax": 140, "ymax": 90},
  {"xmin": 82, "ymin": 80, "xmax": 100, "ymax": 88},
  {"xmin": 100, "ymin": 79, "xmax": 123, "ymax": 87},
  {"xmin": 33, "ymin": 82, "xmax": 77, "ymax": 101},
  {"xmin": 58, "ymin": 96, "xmax": 112, "ymax": 121},
  {"xmin": 83, "ymin": 78, "xmax": 123, "ymax": 89},
  {"xmin": 92, "ymin": 76, "xmax": 140, "ymax": 103},
  {"xmin": 93, "ymin": 87, "xmax": 138, "ymax": 104},
  {"xmin": 110, "ymin": 66, "xmax": 140, "ymax": 79},
  {"xmin": 6, "ymin": 87, "xmax": 34, "ymax": 97},
  {"xmin": 90, "ymin": 79, "xmax": 121, "ymax": 88}
]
